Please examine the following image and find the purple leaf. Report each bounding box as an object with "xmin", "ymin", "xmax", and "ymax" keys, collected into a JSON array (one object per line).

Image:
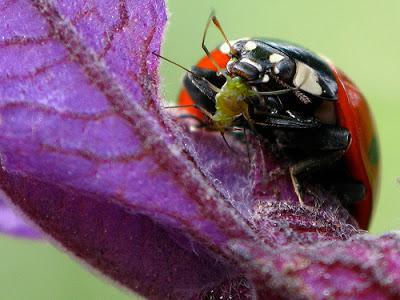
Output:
[
  {"xmin": 0, "ymin": 0, "xmax": 262, "ymax": 298},
  {"xmin": 1, "ymin": 0, "xmax": 400, "ymax": 299}
]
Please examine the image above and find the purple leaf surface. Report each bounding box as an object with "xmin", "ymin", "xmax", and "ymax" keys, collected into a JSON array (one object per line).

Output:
[
  {"xmin": 0, "ymin": 0, "xmax": 263, "ymax": 298},
  {"xmin": 1, "ymin": 0, "xmax": 400, "ymax": 299}
]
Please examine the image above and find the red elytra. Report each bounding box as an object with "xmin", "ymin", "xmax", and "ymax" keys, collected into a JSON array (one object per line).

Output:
[
  {"xmin": 332, "ymin": 67, "xmax": 380, "ymax": 230},
  {"xmin": 178, "ymin": 49, "xmax": 379, "ymax": 230}
]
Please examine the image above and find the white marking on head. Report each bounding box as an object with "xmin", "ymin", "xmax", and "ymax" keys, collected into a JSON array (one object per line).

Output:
[
  {"xmin": 293, "ymin": 61, "xmax": 323, "ymax": 95},
  {"xmin": 219, "ymin": 38, "xmax": 250, "ymax": 54},
  {"xmin": 240, "ymin": 58, "xmax": 263, "ymax": 72},
  {"xmin": 273, "ymin": 66, "xmax": 280, "ymax": 74},
  {"xmin": 244, "ymin": 41, "xmax": 257, "ymax": 51},
  {"xmin": 261, "ymin": 74, "xmax": 270, "ymax": 82},
  {"xmin": 269, "ymin": 53, "xmax": 285, "ymax": 63}
]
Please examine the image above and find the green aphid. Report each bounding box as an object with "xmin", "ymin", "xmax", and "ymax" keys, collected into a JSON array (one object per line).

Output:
[{"xmin": 210, "ymin": 76, "xmax": 257, "ymax": 132}]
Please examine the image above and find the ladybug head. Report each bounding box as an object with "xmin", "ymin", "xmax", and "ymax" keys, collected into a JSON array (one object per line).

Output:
[{"xmin": 225, "ymin": 39, "xmax": 296, "ymax": 84}]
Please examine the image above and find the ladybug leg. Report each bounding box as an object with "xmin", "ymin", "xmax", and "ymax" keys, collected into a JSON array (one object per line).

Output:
[
  {"xmin": 328, "ymin": 180, "xmax": 366, "ymax": 206},
  {"xmin": 266, "ymin": 125, "xmax": 351, "ymax": 205},
  {"xmin": 188, "ymin": 73, "xmax": 221, "ymax": 96},
  {"xmin": 289, "ymin": 151, "xmax": 366, "ymax": 206},
  {"xmin": 289, "ymin": 165, "xmax": 304, "ymax": 205},
  {"xmin": 289, "ymin": 150, "xmax": 346, "ymax": 205},
  {"xmin": 253, "ymin": 114, "xmax": 320, "ymax": 129},
  {"xmin": 184, "ymin": 68, "xmax": 226, "ymax": 113},
  {"xmin": 274, "ymin": 125, "xmax": 350, "ymax": 151},
  {"xmin": 252, "ymin": 107, "xmax": 322, "ymax": 129},
  {"xmin": 284, "ymin": 126, "xmax": 351, "ymax": 205}
]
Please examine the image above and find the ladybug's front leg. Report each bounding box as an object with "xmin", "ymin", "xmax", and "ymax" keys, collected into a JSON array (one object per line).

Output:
[
  {"xmin": 266, "ymin": 125, "xmax": 350, "ymax": 205},
  {"xmin": 289, "ymin": 150, "xmax": 366, "ymax": 207},
  {"xmin": 273, "ymin": 125, "xmax": 350, "ymax": 151},
  {"xmin": 252, "ymin": 108, "xmax": 321, "ymax": 130},
  {"xmin": 289, "ymin": 150, "xmax": 346, "ymax": 205},
  {"xmin": 275, "ymin": 125, "xmax": 365, "ymax": 206},
  {"xmin": 183, "ymin": 66, "xmax": 226, "ymax": 113}
]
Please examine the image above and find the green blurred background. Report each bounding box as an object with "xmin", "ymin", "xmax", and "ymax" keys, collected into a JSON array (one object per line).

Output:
[{"xmin": 1, "ymin": 0, "xmax": 399, "ymax": 299}]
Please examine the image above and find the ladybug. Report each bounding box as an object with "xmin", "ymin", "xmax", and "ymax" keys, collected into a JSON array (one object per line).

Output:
[{"xmin": 175, "ymin": 15, "xmax": 379, "ymax": 230}]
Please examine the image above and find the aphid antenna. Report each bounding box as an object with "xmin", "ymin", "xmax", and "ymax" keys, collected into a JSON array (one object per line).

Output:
[
  {"xmin": 210, "ymin": 13, "xmax": 238, "ymax": 58},
  {"xmin": 152, "ymin": 51, "xmax": 221, "ymax": 93},
  {"xmin": 202, "ymin": 12, "xmax": 234, "ymax": 79},
  {"xmin": 152, "ymin": 51, "xmax": 196, "ymax": 77}
]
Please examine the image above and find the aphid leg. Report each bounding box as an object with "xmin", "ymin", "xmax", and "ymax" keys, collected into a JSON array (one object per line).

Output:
[
  {"xmin": 242, "ymin": 111, "xmax": 256, "ymax": 132},
  {"xmin": 243, "ymin": 127, "xmax": 251, "ymax": 164},
  {"xmin": 251, "ymin": 86, "xmax": 265, "ymax": 105},
  {"xmin": 176, "ymin": 114, "xmax": 207, "ymax": 128},
  {"xmin": 269, "ymin": 72, "xmax": 311, "ymax": 104},
  {"xmin": 293, "ymin": 67, "xmax": 313, "ymax": 104},
  {"xmin": 163, "ymin": 104, "xmax": 214, "ymax": 119},
  {"xmin": 294, "ymin": 90, "xmax": 312, "ymax": 104},
  {"xmin": 220, "ymin": 132, "xmax": 237, "ymax": 154},
  {"xmin": 257, "ymin": 88, "xmax": 297, "ymax": 96}
]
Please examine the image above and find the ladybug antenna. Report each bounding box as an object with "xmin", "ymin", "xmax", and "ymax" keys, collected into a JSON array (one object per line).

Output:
[{"xmin": 210, "ymin": 14, "xmax": 238, "ymax": 58}]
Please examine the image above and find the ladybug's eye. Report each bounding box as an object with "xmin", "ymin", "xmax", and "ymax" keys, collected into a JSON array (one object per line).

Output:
[{"xmin": 273, "ymin": 58, "xmax": 296, "ymax": 81}]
